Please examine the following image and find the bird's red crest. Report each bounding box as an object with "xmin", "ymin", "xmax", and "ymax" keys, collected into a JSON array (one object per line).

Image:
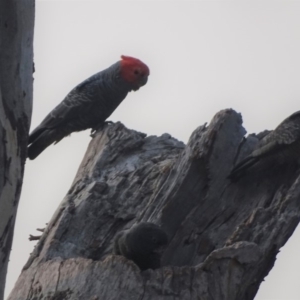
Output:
[{"xmin": 120, "ymin": 55, "xmax": 150, "ymax": 89}]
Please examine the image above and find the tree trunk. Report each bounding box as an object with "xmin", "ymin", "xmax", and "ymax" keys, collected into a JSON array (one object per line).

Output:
[
  {"xmin": 0, "ymin": 1, "xmax": 34, "ymax": 299},
  {"xmin": 8, "ymin": 109, "xmax": 300, "ymax": 300}
]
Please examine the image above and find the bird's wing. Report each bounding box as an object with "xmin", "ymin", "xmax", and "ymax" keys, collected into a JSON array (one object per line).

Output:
[
  {"xmin": 250, "ymin": 116, "xmax": 300, "ymax": 159},
  {"xmin": 229, "ymin": 112, "xmax": 300, "ymax": 179},
  {"xmin": 262, "ymin": 111, "xmax": 300, "ymax": 146},
  {"xmin": 251, "ymin": 140, "xmax": 284, "ymax": 158},
  {"xmin": 40, "ymin": 93, "xmax": 92, "ymax": 128},
  {"xmin": 245, "ymin": 110, "xmax": 300, "ymax": 159},
  {"xmin": 28, "ymin": 90, "xmax": 93, "ymax": 144},
  {"xmin": 37, "ymin": 75, "xmax": 103, "ymax": 131}
]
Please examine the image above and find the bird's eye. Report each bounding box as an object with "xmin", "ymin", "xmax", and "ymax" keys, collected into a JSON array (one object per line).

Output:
[{"xmin": 134, "ymin": 70, "xmax": 139, "ymax": 75}]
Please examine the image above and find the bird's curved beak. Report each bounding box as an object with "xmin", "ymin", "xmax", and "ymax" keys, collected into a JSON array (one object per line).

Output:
[
  {"xmin": 133, "ymin": 76, "xmax": 148, "ymax": 91},
  {"xmin": 140, "ymin": 76, "xmax": 148, "ymax": 87}
]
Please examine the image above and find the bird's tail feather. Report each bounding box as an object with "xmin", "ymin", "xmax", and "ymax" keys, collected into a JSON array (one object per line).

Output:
[
  {"xmin": 27, "ymin": 128, "xmax": 62, "ymax": 160},
  {"xmin": 28, "ymin": 126, "xmax": 45, "ymax": 144},
  {"xmin": 228, "ymin": 156, "xmax": 258, "ymax": 180}
]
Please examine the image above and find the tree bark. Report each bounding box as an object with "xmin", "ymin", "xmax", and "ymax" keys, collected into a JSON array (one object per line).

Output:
[
  {"xmin": 0, "ymin": 1, "xmax": 34, "ymax": 299},
  {"xmin": 8, "ymin": 109, "xmax": 300, "ymax": 300}
]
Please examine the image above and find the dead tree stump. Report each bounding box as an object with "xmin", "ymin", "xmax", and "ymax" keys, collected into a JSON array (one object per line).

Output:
[{"xmin": 8, "ymin": 109, "xmax": 300, "ymax": 300}]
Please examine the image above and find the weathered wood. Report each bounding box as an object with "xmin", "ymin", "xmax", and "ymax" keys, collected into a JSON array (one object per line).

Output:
[
  {"xmin": 0, "ymin": 1, "xmax": 34, "ymax": 299},
  {"xmin": 9, "ymin": 109, "xmax": 300, "ymax": 300}
]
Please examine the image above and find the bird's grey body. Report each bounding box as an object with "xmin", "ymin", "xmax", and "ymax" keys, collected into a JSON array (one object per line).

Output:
[
  {"xmin": 114, "ymin": 222, "xmax": 168, "ymax": 271},
  {"xmin": 229, "ymin": 111, "xmax": 300, "ymax": 179},
  {"xmin": 28, "ymin": 56, "xmax": 149, "ymax": 159}
]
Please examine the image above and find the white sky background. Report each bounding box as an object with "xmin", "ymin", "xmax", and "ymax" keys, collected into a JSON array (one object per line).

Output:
[{"xmin": 5, "ymin": 1, "xmax": 300, "ymax": 299}]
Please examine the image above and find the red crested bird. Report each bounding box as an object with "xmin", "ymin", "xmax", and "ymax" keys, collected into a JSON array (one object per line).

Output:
[{"xmin": 28, "ymin": 55, "xmax": 150, "ymax": 160}]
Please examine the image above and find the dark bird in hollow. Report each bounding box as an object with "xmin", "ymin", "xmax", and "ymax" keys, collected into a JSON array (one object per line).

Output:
[
  {"xmin": 28, "ymin": 55, "xmax": 150, "ymax": 160},
  {"xmin": 113, "ymin": 222, "xmax": 168, "ymax": 271},
  {"xmin": 229, "ymin": 110, "xmax": 300, "ymax": 179}
]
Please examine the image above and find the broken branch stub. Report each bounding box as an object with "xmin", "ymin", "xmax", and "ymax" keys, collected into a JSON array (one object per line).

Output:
[{"xmin": 9, "ymin": 109, "xmax": 300, "ymax": 300}]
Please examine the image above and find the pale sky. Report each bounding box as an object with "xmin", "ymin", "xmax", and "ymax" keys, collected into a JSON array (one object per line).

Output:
[{"xmin": 5, "ymin": 1, "xmax": 300, "ymax": 299}]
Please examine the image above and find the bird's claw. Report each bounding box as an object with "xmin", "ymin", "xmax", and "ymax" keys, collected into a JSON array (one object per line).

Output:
[{"xmin": 90, "ymin": 121, "xmax": 114, "ymax": 137}]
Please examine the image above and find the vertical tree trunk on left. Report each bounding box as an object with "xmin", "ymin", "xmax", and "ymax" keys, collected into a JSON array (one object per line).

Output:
[{"xmin": 0, "ymin": 1, "xmax": 35, "ymax": 299}]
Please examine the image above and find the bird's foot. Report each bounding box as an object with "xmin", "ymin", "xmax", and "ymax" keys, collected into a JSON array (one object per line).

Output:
[{"xmin": 90, "ymin": 121, "xmax": 114, "ymax": 137}]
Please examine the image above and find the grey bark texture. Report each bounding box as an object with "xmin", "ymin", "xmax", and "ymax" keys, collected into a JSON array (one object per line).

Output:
[
  {"xmin": 8, "ymin": 109, "xmax": 300, "ymax": 300},
  {"xmin": 0, "ymin": 1, "xmax": 34, "ymax": 299}
]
